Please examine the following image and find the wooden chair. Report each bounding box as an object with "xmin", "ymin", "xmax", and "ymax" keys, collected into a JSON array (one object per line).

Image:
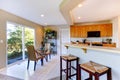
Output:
[{"xmin": 26, "ymin": 45, "xmax": 45, "ymax": 71}]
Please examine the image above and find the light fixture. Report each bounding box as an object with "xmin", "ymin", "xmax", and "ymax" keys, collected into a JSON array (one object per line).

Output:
[
  {"xmin": 41, "ymin": 14, "xmax": 44, "ymax": 17},
  {"xmin": 78, "ymin": 4, "xmax": 82, "ymax": 7}
]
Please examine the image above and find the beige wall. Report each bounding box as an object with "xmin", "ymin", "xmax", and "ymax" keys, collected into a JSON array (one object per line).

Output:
[{"xmin": 0, "ymin": 9, "xmax": 44, "ymax": 69}]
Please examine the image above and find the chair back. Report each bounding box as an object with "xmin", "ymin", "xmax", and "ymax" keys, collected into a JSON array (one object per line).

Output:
[
  {"xmin": 44, "ymin": 43, "xmax": 51, "ymax": 54},
  {"xmin": 26, "ymin": 45, "xmax": 36, "ymax": 61},
  {"xmin": 45, "ymin": 43, "xmax": 51, "ymax": 50}
]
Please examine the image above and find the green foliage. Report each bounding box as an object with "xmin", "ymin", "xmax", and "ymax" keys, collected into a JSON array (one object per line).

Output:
[
  {"xmin": 7, "ymin": 26, "xmax": 34, "ymax": 59},
  {"xmin": 8, "ymin": 51, "xmax": 22, "ymax": 59},
  {"xmin": 25, "ymin": 28, "xmax": 34, "ymax": 46},
  {"xmin": 7, "ymin": 26, "xmax": 22, "ymax": 53},
  {"xmin": 45, "ymin": 29, "xmax": 57, "ymax": 39}
]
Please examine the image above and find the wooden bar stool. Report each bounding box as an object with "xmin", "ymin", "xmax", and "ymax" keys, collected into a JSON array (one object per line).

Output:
[
  {"xmin": 78, "ymin": 61, "xmax": 112, "ymax": 80},
  {"xmin": 60, "ymin": 55, "xmax": 79, "ymax": 80}
]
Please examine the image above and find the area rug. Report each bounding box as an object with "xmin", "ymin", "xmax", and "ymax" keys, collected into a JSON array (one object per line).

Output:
[{"xmin": 0, "ymin": 74, "xmax": 22, "ymax": 80}]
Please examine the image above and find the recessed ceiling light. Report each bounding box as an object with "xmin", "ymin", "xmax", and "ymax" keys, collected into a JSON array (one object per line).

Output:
[
  {"xmin": 78, "ymin": 4, "xmax": 82, "ymax": 7},
  {"xmin": 41, "ymin": 14, "xmax": 44, "ymax": 17},
  {"xmin": 78, "ymin": 17, "xmax": 81, "ymax": 19}
]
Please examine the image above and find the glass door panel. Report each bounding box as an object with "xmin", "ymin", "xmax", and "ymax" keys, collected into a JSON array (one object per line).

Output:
[
  {"xmin": 7, "ymin": 23, "xmax": 22, "ymax": 64},
  {"xmin": 24, "ymin": 27, "xmax": 35, "ymax": 58}
]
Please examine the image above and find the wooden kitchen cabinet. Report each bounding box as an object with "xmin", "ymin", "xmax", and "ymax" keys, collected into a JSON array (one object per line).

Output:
[
  {"xmin": 80, "ymin": 26, "xmax": 87, "ymax": 37},
  {"xmin": 70, "ymin": 26, "xmax": 78, "ymax": 38},
  {"xmin": 100, "ymin": 24, "xmax": 112, "ymax": 37},
  {"xmin": 70, "ymin": 26, "xmax": 75, "ymax": 37},
  {"xmin": 105, "ymin": 24, "xmax": 112, "ymax": 37},
  {"xmin": 70, "ymin": 23, "xmax": 112, "ymax": 38}
]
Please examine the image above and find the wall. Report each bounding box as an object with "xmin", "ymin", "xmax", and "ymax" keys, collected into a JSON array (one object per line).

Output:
[
  {"xmin": 0, "ymin": 9, "xmax": 44, "ymax": 69},
  {"xmin": 112, "ymin": 16, "xmax": 120, "ymax": 47}
]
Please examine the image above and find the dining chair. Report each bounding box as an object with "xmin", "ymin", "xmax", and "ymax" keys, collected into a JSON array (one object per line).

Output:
[
  {"xmin": 26, "ymin": 45, "xmax": 45, "ymax": 71},
  {"xmin": 44, "ymin": 43, "xmax": 52, "ymax": 60}
]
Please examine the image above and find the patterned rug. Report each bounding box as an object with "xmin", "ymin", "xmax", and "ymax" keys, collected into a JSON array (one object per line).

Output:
[{"xmin": 0, "ymin": 74, "xmax": 22, "ymax": 80}]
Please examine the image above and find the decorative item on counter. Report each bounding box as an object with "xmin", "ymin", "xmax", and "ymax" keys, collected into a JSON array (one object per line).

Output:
[
  {"xmin": 82, "ymin": 39, "xmax": 86, "ymax": 44},
  {"xmin": 106, "ymin": 38, "xmax": 112, "ymax": 44},
  {"xmin": 76, "ymin": 40, "xmax": 79, "ymax": 44}
]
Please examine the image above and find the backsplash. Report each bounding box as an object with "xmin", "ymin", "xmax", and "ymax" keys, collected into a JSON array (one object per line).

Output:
[{"xmin": 71, "ymin": 37, "xmax": 112, "ymax": 43}]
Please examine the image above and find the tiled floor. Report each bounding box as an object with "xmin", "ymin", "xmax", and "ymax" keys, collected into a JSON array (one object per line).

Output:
[{"xmin": 0, "ymin": 54, "xmax": 64, "ymax": 80}]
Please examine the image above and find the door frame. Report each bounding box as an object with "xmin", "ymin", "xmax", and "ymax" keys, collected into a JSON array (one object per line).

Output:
[{"xmin": 59, "ymin": 28, "xmax": 70, "ymax": 55}]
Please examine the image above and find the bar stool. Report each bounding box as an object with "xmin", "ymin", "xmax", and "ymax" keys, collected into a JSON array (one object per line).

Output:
[
  {"xmin": 60, "ymin": 54, "xmax": 79, "ymax": 80},
  {"xmin": 78, "ymin": 61, "xmax": 112, "ymax": 80}
]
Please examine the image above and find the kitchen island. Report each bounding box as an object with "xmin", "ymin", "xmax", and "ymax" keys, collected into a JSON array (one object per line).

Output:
[{"xmin": 65, "ymin": 43, "xmax": 120, "ymax": 80}]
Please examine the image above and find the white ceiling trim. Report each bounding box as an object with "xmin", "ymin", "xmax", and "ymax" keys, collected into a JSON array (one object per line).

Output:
[{"xmin": 60, "ymin": 0, "xmax": 84, "ymax": 25}]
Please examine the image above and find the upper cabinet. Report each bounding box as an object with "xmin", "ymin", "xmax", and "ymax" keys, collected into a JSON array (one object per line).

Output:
[{"xmin": 70, "ymin": 23, "xmax": 112, "ymax": 38}]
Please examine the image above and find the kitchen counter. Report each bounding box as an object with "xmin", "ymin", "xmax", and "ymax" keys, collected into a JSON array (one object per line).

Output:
[
  {"xmin": 64, "ymin": 43, "xmax": 120, "ymax": 80},
  {"xmin": 65, "ymin": 43, "xmax": 120, "ymax": 54}
]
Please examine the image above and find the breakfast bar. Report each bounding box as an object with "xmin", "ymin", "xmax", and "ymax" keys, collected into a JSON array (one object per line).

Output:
[{"xmin": 65, "ymin": 43, "xmax": 120, "ymax": 80}]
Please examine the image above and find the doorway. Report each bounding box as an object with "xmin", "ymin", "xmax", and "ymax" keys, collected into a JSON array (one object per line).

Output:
[
  {"xmin": 60, "ymin": 28, "xmax": 70, "ymax": 54},
  {"xmin": 7, "ymin": 22, "xmax": 35, "ymax": 64}
]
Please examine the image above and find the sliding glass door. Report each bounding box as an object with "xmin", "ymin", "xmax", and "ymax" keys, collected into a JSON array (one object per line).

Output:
[
  {"xmin": 24, "ymin": 27, "xmax": 35, "ymax": 59},
  {"xmin": 7, "ymin": 22, "xmax": 35, "ymax": 64}
]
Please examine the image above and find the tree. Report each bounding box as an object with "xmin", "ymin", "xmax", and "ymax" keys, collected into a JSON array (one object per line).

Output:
[
  {"xmin": 7, "ymin": 26, "xmax": 22, "ymax": 53},
  {"xmin": 7, "ymin": 26, "xmax": 34, "ymax": 54}
]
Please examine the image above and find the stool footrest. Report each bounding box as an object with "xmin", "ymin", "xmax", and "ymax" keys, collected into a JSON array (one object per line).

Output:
[
  {"xmin": 71, "ymin": 66, "xmax": 77, "ymax": 70},
  {"xmin": 62, "ymin": 68, "xmax": 71, "ymax": 73},
  {"xmin": 85, "ymin": 77, "xmax": 92, "ymax": 80},
  {"xmin": 62, "ymin": 66, "xmax": 77, "ymax": 73},
  {"xmin": 68, "ymin": 73, "xmax": 77, "ymax": 77}
]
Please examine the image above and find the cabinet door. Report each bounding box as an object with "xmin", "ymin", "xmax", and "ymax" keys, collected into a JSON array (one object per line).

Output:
[
  {"xmin": 70, "ymin": 26, "xmax": 81, "ymax": 38},
  {"xmin": 81, "ymin": 26, "xmax": 87, "ymax": 38},
  {"xmin": 75, "ymin": 26, "xmax": 79, "ymax": 38},
  {"xmin": 101, "ymin": 25, "xmax": 107, "ymax": 37},
  {"xmin": 77, "ymin": 26, "xmax": 81, "ymax": 37},
  {"xmin": 101, "ymin": 24, "xmax": 112, "ymax": 37},
  {"xmin": 106, "ymin": 24, "xmax": 112, "ymax": 37},
  {"xmin": 70, "ymin": 26, "xmax": 74, "ymax": 37}
]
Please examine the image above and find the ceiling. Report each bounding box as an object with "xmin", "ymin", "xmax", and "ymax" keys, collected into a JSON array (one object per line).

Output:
[
  {"xmin": 72, "ymin": 0, "xmax": 120, "ymax": 23},
  {"xmin": 0, "ymin": 0, "xmax": 120, "ymax": 26}
]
